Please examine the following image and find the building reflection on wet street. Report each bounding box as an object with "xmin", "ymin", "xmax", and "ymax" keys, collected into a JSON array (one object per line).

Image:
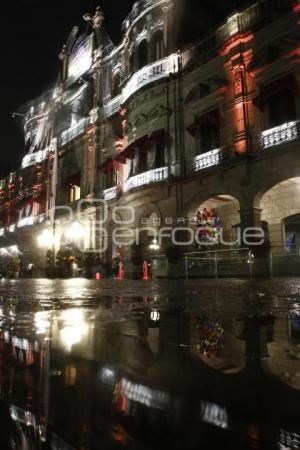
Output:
[{"xmin": 1, "ymin": 279, "xmax": 300, "ymax": 449}]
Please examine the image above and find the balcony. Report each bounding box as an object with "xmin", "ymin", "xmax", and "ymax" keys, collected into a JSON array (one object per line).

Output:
[
  {"xmin": 102, "ymin": 186, "xmax": 121, "ymax": 201},
  {"xmin": 103, "ymin": 95, "xmax": 122, "ymax": 118},
  {"xmin": 103, "ymin": 55, "xmax": 178, "ymax": 119},
  {"xmin": 22, "ymin": 148, "xmax": 49, "ymax": 169},
  {"xmin": 61, "ymin": 118, "xmax": 90, "ymax": 146},
  {"xmin": 13, "ymin": 214, "xmax": 47, "ymax": 231},
  {"xmin": 193, "ymin": 148, "xmax": 223, "ymax": 172},
  {"xmin": 259, "ymin": 121, "xmax": 299, "ymax": 150},
  {"xmin": 124, "ymin": 167, "xmax": 168, "ymax": 192}
]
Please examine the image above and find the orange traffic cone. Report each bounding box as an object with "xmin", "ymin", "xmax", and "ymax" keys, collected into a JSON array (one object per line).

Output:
[
  {"xmin": 117, "ymin": 262, "xmax": 125, "ymax": 280},
  {"xmin": 143, "ymin": 261, "xmax": 150, "ymax": 280}
]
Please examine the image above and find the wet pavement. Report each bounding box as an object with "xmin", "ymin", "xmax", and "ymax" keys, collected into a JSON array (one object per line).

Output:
[{"xmin": 1, "ymin": 278, "xmax": 300, "ymax": 449}]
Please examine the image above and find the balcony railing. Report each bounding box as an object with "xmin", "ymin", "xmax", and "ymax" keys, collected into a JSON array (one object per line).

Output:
[
  {"xmin": 103, "ymin": 55, "xmax": 178, "ymax": 119},
  {"xmin": 182, "ymin": 0, "xmax": 293, "ymax": 68},
  {"xmin": 102, "ymin": 186, "xmax": 121, "ymax": 201},
  {"xmin": 124, "ymin": 167, "xmax": 168, "ymax": 192},
  {"xmin": 103, "ymin": 95, "xmax": 122, "ymax": 118},
  {"xmin": 22, "ymin": 148, "xmax": 49, "ymax": 169},
  {"xmin": 61, "ymin": 118, "xmax": 90, "ymax": 146},
  {"xmin": 193, "ymin": 148, "xmax": 223, "ymax": 172},
  {"xmin": 259, "ymin": 121, "xmax": 300, "ymax": 149},
  {"xmin": 12, "ymin": 214, "xmax": 47, "ymax": 231}
]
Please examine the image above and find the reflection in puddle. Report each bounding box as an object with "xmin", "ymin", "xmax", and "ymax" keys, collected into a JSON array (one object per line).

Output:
[
  {"xmin": 59, "ymin": 309, "xmax": 88, "ymax": 351},
  {"xmin": 1, "ymin": 287, "xmax": 300, "ymax": 449}
]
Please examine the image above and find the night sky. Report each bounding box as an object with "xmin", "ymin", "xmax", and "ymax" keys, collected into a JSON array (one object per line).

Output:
[{"xmin": 0, "ymin": 0, "xmax": 246, "ymax": 175}]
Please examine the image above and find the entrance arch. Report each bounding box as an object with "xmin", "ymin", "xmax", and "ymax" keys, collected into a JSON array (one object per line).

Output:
[
  {"xmin": 258, "ymin": 177, "xmax": 300, "ymax": 254},
  {"xmin": 186, "ymin": 194, "xmax": 241, "ymax": 250}
]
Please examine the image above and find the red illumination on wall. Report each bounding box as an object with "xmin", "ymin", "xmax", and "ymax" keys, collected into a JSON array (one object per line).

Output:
[{"xmin": 219, "ymin": 32, "xmax": 254, "ymax": 57}]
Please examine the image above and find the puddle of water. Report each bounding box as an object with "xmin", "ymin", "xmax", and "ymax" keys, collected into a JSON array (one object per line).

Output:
[{"xmin": 0, "ymin": 280, "xmax": 300, "ymax": 449}]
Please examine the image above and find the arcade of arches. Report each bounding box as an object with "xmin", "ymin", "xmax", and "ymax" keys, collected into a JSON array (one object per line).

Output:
[
  {"xmin": 51, "ymin": 176, "xmax": 300, "ymax": 276},
  {"xmin": 183, "ymin": 176, "xmax": 300, "ymax": 256}
]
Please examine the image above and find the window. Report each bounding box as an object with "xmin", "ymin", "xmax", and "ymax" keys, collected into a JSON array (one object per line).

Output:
[
  {"xmin": 195, "ymin": 117, "xmax": 220, "ymax": 155},
  {"xmin": 69, "ymin": 185, "xmax": 81, "ymax": 203},
  {"xmin": 66, "ymin": 172, "xmax": 81, "ymax": 203},
  {"xmin": 138, "ymin": 146, "xmax": 148, "ymax": 173},
  {"xmin": 154, "ymin": 141, "xmax": 166, "ymax": 168},
  {"xmin": 111, "ymin": 72, "xmax": 120, "ymax": 98},
  {"xmin": 152, "ymin": 30, "xmax": 164, "ymax": 62},
  {"xmin": 137, "ymin": 40, "xmax": 148, "ymax": 70},
  {"xmin": 265, "ymin": 89, "xmax": 296, "ymax": 129},
  {"xmin": 105, "ymin": 162, "xmax": 118, "ymax": 189}
]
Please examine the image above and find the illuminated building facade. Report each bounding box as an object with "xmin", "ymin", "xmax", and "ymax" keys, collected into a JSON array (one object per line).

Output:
[{"xmin": 0, "ymin": 0, "xmax": 299, "ymax": 276}]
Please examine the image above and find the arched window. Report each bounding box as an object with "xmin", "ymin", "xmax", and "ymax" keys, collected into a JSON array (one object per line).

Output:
[
  {"xmin": 137, "ymin": 40, "xmax": 148, "ymax": 70},
  {"xmin": 152, "ymin": 30, "xmax": 164, "ymax": 62},
  {"xmin": 112, "ymin": 72, "xmax": 120, "ymax": 98}
]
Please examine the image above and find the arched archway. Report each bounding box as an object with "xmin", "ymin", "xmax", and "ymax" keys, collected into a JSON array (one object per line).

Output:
[
  {"xmin": 186, "ymin": 194, "xmax": 242, "ymax": 250},
  {"xmin": 258, "ymin": 177, "xmax": 300, "ymax": 255}
]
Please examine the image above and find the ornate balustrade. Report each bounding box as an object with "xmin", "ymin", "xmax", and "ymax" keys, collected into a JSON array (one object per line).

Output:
[
  {"xmin": 124, "ymin": 167, "xmax": 168, "ymax": 192},
  {"xmin": 103, "ymin": 55, "xmax": 178, "ymax": 119},
  {"xmin": 259, "ymin": 121, "xmax": 300, "ymax": 149},
  {"xmin": 3, "ymin": 214, "xmax": 48, "ymax": 233},
  {"xmin": 61, "ymin": 118, "xmax": 90, "ymax": 146},
  {"xmin": 102, "ymin": 186, "xmax": 122, "ymax": 201},
  {"xmin": 22, "ymin": 148, "xmax": 49, "ymax": 169},
  {"xmin": 103, "ymin": 95, "xmax": 122, "ymax": 119},
  {"xmin": 182, "ymin": 0, "xmax": 293, "ymax": 68},
  {"xmin": 193, "ymin": 148, "xmax": 223, "ymax": 172}
]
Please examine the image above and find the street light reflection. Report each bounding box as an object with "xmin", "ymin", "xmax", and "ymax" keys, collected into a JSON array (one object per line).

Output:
[
  {"xmin": 35, "ymin": 311, "xmax": 51, "ymax": 335},
  {"xmin": 201, "ymin": 401, "xmax": 229, "ymax": 429},
  {"xmin": 62, "ymin": 278, "xmax": 90, "ymax": 301},
  {"xmin": 60, "ymin": 308, "xmax": 88, "ymax": 351}
]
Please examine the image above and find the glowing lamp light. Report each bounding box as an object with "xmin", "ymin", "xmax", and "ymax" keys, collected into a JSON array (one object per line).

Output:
[
  {"xmin": 37, "ymin": 229, "xmax": 56, "ymax": 248},
  {"xmin": 149, "ymin": 238, "xmax": 160, "ymax": 251},
  {"xmin": 65, "ymin": 222, "xmax": 86, "ymax": 241}
]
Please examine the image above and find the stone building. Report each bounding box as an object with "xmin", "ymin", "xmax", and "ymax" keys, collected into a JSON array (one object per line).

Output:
[{"xmin": 0, "ymin": 0, "xmax": 299, "ymax": 277}]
